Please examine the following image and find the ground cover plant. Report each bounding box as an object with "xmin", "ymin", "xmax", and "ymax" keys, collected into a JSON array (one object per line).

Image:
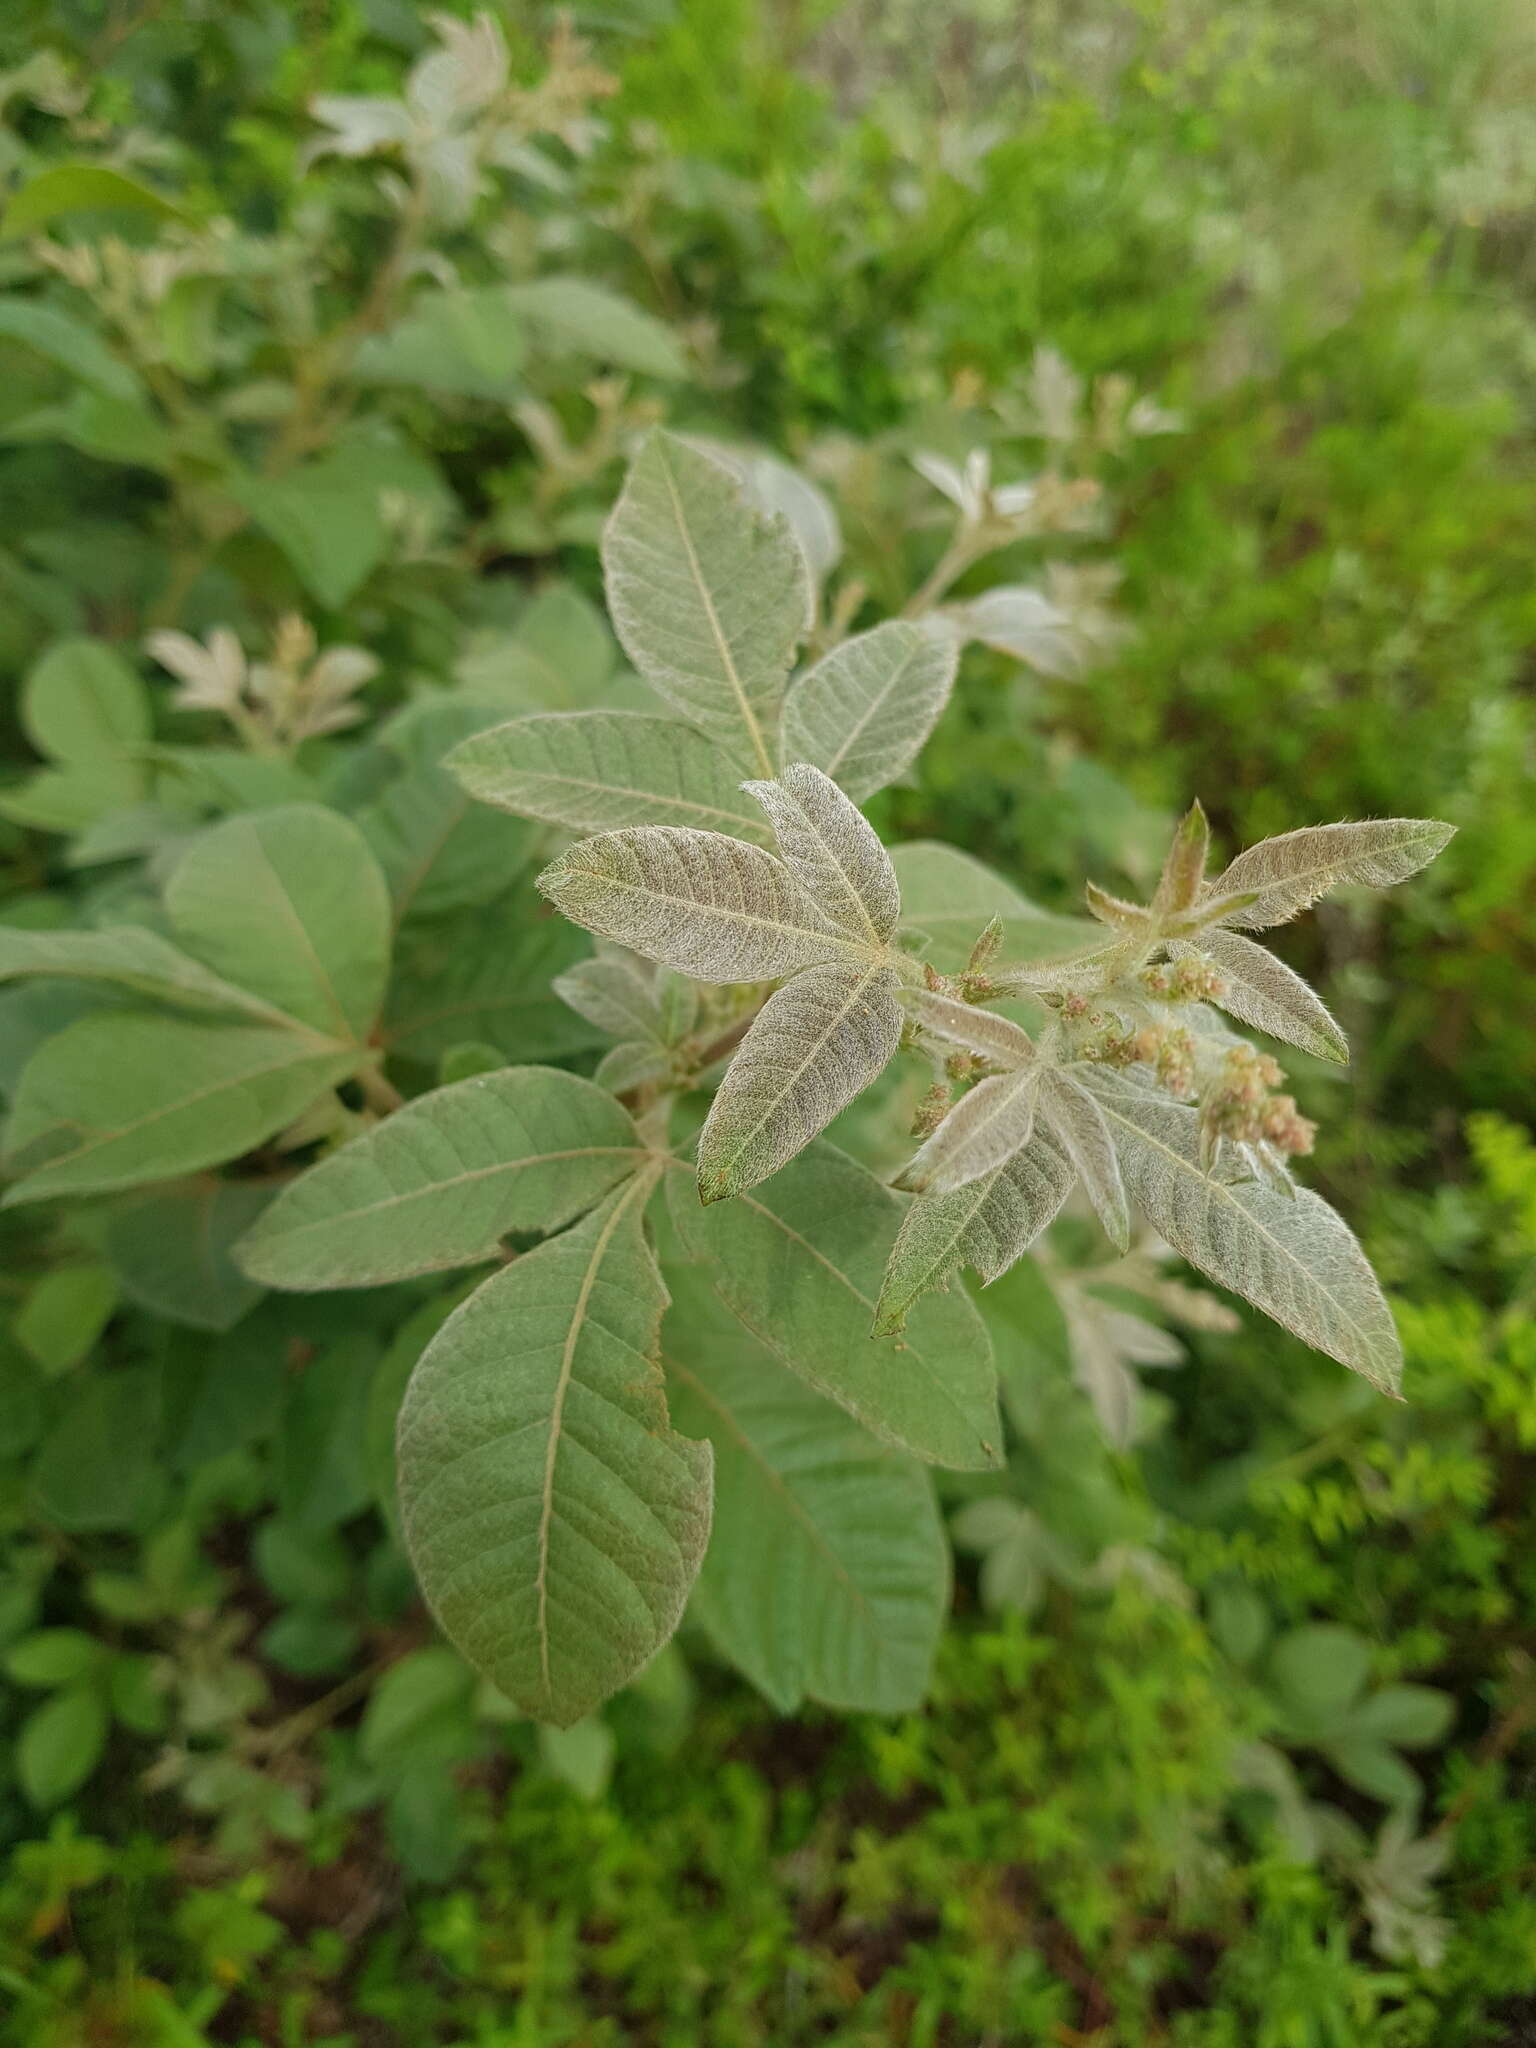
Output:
[{"xmin": 1, "ymin": 2, "xmax": 1534, "ymax": 2044}]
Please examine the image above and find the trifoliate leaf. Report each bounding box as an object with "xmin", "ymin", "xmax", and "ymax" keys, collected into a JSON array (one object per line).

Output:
[{"xmin": 781, "ymin": 621, "xmax": 957, "ymax": 803}]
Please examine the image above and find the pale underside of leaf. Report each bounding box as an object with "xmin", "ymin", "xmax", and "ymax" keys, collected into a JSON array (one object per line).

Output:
[
  {"xmin": 901, "ymin": 987, "xmax": 1034, "ymax": 1067},
  {"xmin": 875, "ymin": 1132, "xmax": 1076, "ymax": 1335},
  {"xmin": 1207, "ymin": 819, "xmax": 1454, "ymax": 930},
  {"xmin": 552, "ymin": 947, "xmax": 663, "ymax": 1043},
  {"xmin": 537, "ymin": 826, "xmax": 856, "ymax": 983},
  {"xmin": 2, "ymin": 1014, "xmax": 358, "ymax": 1205},
  {"xmin": 397, "ymin": 1177, "xmax": 713, "ymax": 1726},
  {"xmin": 671, "ymin": 1143, "xmax": 1001, "ymax": 1470},
  {"xmin": 602, "ymin": 430, "xmax": 810, "ymax": 773},
  {"xmin": 696, "ymin": 960, "xmax": 902, "ymax": 1201},
  {"xmin": 446, "ymin": 710, "xmax": 773, "ymax": 842},
  {"xmin": 663, "ymin": 1265, "xmax": 946, "ymax": 1714},
  {"xmin": 1191, "ymin": 929, "xmax": 1348, "ymax": 1062},
  {"xmin": 781, "ymin": 620, "xmax": 958, "ymax": 803},
  {"xmin": 743, "ymin": 761, "xmax": 900, "ymax": 945},
  {"xmin": 898, "ymin": 1067, "xmax": 1041, "ymax": 1195},
  {"xmin": 1084, "ymin": 1073, "xmax": 1402, "ymax": 1392},
  {"xmin": 237, "ymin": 1066, "xmax": 646, "ymax": 1289},
  {"xmin": 1036, "ymin": 1065, "xmax": 1131, "ymax": 1251}
]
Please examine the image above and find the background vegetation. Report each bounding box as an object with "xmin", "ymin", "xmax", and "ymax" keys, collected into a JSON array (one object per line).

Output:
[{"xmin": 1, "ymin": 1, "xmax": 1533, "ymax": 2042}]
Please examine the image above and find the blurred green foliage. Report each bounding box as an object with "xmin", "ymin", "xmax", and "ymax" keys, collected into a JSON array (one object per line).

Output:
[{"xmin": 0, "ymin": 0, "xmax": 1534, "ymax": 2042}]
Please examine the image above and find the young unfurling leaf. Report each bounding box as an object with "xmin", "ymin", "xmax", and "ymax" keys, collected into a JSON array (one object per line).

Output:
[
  {"xmin": 696, "ymin": 960, "xmax": 903, "ymax": 1201},
  {"xmin": 1205, "ymin": 819, "xmax": 1454, "ymax": 930},
  {"xmin": 780, "ymin": 621, "xmax": 958, "ymax": 803},
  {"xmin": 1194, "ymin": 929, "xmax": 1349, "ymax": 1063},
  {"xmin": 742, "ymin": 762, "xmax": 900, "ymax": 945},
  {"xmin": 900, "ymin": 988, "xmax": 1035, "ymax": 1067}
]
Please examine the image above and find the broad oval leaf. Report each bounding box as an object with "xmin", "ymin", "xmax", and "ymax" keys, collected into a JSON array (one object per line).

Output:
[
  {"xmin": 1207, "ymin": 819, "xmax": 1454, "ymax": 930},
  {"xmin": 743, "ymin": 763, "xmax": 900, "ymax": 944},
  {"xmin": 22, "ymin": 638, "xmax": 150, "ymax": 768},
  {"xmin": 2, "ymin": 1015, "xmax": 357, "ymax": 1205},
  {"xmin": 1195, "ymin": 930, "xmax": 1348, "ymax": 1063},
  {"xmin": 448, "ymin": 710, "xmax": 772, "ymax": 841},
  {"xmin": 672, "ymin": 1141, "xmax": 1000, "ymax": 1470},
  {"xmin": 538, "ymin": 826, "xmax": 850, "ymax": 982},
  {"xmin": 664, "ymin": 1267, "xmax": 947, "ymax": 1713},
  {"xmin": 781, "ymin": 621, "xmax": 957, "ymax": 803},
  {"xmin": 696, "ymin": 961, "xmax": 902, "ymax": 1202},
  {"xmin": 897, "ymin": 1068, "xmax": 1041, "ymax": 1195},
  {"xmin": 397, "ymin": 1179, "xmax": 713, "ymax": 1726},
  {"xmin": 1084, "ymin": 1073, "xmax": 1403, "ymax": 1392},
  {"xmin": 875, "ymin": 1133, "xmax": 1077, "ymax": 1335},
  {"xmin": 238, "ymin": 1067, "xmax": 645, "ymax": 1289},
  {"xmin": 1036, "ymin": 1066, "xmax": 1130, "ymax": 1251},
  {"xmin": 166, "ymin": 804, "xmax": 392, "ymax": 1041},
  {"xmin": 602, "ymin": 431, "xmax": 809, "ymax": 773},
  {"xmin": 101, "ymin": 1178, "xmax": 273, "ymax": 1332},
  {"xmin": 384, "ymin": 900, "xmax": 599, "ymax": 1066},
  {"xmin": 0, "ymin": 925, "xmax": 294, "ymax": 1025}
]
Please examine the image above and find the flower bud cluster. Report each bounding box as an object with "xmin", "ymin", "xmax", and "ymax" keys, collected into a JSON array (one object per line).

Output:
[
  {"xmin": 1138, "ymin": 955, "xmax": 1227, "ymax": 1003},
  {"xmin": 1203, "ymin": 1046, "xmax": 1317, "ymax": 1157},
  {"xmin": 1083, "ymin": 1022, "xmax": 1199, "ymax": 1099}
]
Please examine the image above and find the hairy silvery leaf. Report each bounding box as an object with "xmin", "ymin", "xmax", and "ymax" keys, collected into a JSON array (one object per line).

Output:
[
  {"xmin": 1036, "ymin": 1066, "xmax": 1131, "ymax": 1251},
  {"xmin": 897, "ymin": 1068, "xmax": 1041, "ymax": 1195},
  {"xmin": 537, "ymin": 827, "xmax": 851, "ymax": 982},
  {"xmin": 603, "ymin": 431, "xmax": 810, "ymax": 773},
  {"xmin": 945, "ymin": 583, "xmax": 1080, "ymax": 678},
  {"xmin": 696, "ymin": 961, "xmax": 902, "ymax": 1201},
  {"xmin": 663, "ymin": 1266, "xmax": 946, "ymax": 1714},
  {"xmin": 446, "ymin": 711, "xmax": 773, "ymax": 842},
  {"xmin": 1206, "ymin": 819, "xmax": 1454, "ymax": 930},
  {"xmin": 902, "ymin": 987, "xmax": 1034, "ymax": 1067},
  {"xmin": 1084, "ymin": 1073, "xmax": 1402, "ymax": 1392},
  {"xmin": 238, "ymin": 1068, "xmax": 645, "ymax": 1289},
  {"xmin": 3, "ymin": 1015, "xmax": 358, "ymax": 1205},
  {"xmin": 1193, "ymin": 930, "xmax": 1348, "ymax": 1063},
  {"xmin": 165, "ymin": 804, "xmax": 391, "ymax": 1042},
  {"xmin": 687, "ymin": 439, "xmax": 843, "ymax": 587},
  {"xmin": 743, "ymin": 763, "xmax": 899, "ymax": 945},
  {"xmin": 397, "ymin": 1178, "xmax": 712, "ymax": 1727},
  {"xmin": 0, "ymin": 925, "xmax": 299, "ymax": 1027},
  {"xmin": 875, "ymin": 1132, "xmax": 1076, "ymax": 1335},
  {"xmin": 780, "ymin": 622, "xmax": 958, "ymax": 804},
  {"xmin": 672, "ymin": 1142, "xmax": 1000, "ymax": 1469},
  {"xmin": 889, "ymin": 842, "xmax": 1097, "ymax": 971},
  {"xmin": 553, "ymin": 947, "xmax": 664, "ymax": 1044}
]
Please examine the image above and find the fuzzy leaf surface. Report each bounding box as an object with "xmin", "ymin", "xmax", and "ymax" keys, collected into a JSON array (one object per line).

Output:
[
  {"xmin": 603, "ymin": 431, "xmax": 809, "ymax": 772},
  {"xmin": 447, "ymin": 711, "xmax": 773, "ymax": 842},
  {"xmin": 744, "ymin": 763, "xmax": 900, "ymax": 944},
  {"xmin": 1085, "ymin": 1074, "xmax": 1402, "ymax": 1391},
  {"xmin": 781, "ymin": 621, "xmax": 957, "ymax": 803},
  {"xmin": 538, "ymin": 827, "xmax": 851, "ymax": 982},
  {"xmin": 1208, "ymin": 819, "xmax": 1454, "ymax": 930},
  {"xmin": 876, "ymin": 1133, "xmax": 1076, "ymax": 1334},
  {"xmin": 663, "ymin": 1267, "xmax": 947, "ymax": 1713},
  {"xmin": 672, "ymin": 1142, "xmax": 1000, "ymax": 1469},
  {"xmin": 239, "ymin": 1068, "xmax": 645, "ymax": 1289},
  {"xmin": 397, "ymin": 1179, "xmax": 712, "ymax": 1725},
  {"xmin": 899, "ymin": 1069, "xmax": 1041, "ymax": 1195},
  {"xmin": 165, "ymin": 804, "xmax": 391, "ymax": 1040},
  {"xmin": 696, "ymin": 961, "xmax": 902, "ymax": 1201},
  {"xmin": 1036, "ymin": 1066, "xmax": 1131, "ymax": 1250},
  {"xmin": 1195, "ymin": 930, "xmax": 1349, "ymax": 1062},
  {"xmin": 902, "ymin": 988, "xmax": 1035, "ymax": 1067}
]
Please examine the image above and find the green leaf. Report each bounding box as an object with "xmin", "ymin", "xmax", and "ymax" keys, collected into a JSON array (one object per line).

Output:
[
  {"xmin": 1268, "ymin": 1624, "xmax": 1372, "ymax": 1731},
  {"xmin": 537, "ymin": 1717, "xmax": 615, "ymax": 1799},
  {"xmin": 5, "ymin": 1628, "xmax": 104, "ymax": 1687},
  {"xmin": 14, "ymin": 1264, "xmax": 118, "ymax": 1372},
  {"xmin": 30, "ymin": 1364, "xmax": 163, "ymax": 1531},
  {"xmin": 1325, "ymin": 1738, "xmax": 1423, "ymax": 1809},
  {"xmin": 781, "ymin": 621, "xmax": 958, "ymax": 804},
  {"xmin": 21, "ymin": 637, "xmax": 150, "ymax": 767},
  {"xmin": 101, "ymin": 1179, "xmax": 272, "ymax": 1331},
  {"xmin": 454, "ymin": 584, "xmax": 616, "ymax": 712},
  {"xmin": 0, "ymin": 301, "xmax": 141, "ymax": 402},
  {"xmin": 889, "ymin": 842, "xmax": 1095, "ymax": 971},
  {"xmin": 603, "ymin": 431, "xmax": 809, "ymax": 772},
  {"xmin": 275, "ymin": 1335, "xmax": 375, "ymax": 1534},
  {"xmin": 0, "ymin": 925, "xmax": 295, "ymax": 1024},
  {"xmin": 1350, "ymin": 1685, "xmax": 1454, "ymax": 1750},
  {"xmin": 875, "ymin": 1133, "xmax": 1076, "ymax": 1335},
  {"xmin": 2, "ymin": 163, "xmax": 184, "ymax": 237},
  {"xmin": 232, "ymin": 449, "xmax": 386, "ymax": 608},
  {"xmin": 448, "ymin": 710, "xmax": 774, "ymax": 841},
  {"xmin": 18, "ymin": 1685, "xmax": 109, "ymax": 1807},
  {"xmin": 3, "ymin": 1016, "xmax": 358, "ymax": 1204},
  {"xmin": 358, "ymin": 1646, "xmax": 476, "ymax": 1770},
  {"xmin": 239, "ymin": 1067, "xmax": 645, "ymax": 1290},
  {"xmin": 166, "ymin": 805, "xmax": 391, "ymax": 1041},
  {"xmin": 354, "ymin": 287, "xmax": 526, "ymax": 399},
  {"xmin": 1085, "ymin": 1074, "xmax": 1403, "ymax": 1392},
  {"xmin": 383, "ymin": 903, "xmax": 599, "ymax": 1067},
  {"xmin": 359, "ymin": 701, "xmax": 533, "ymax": 925},
  {"xmin": 505, "ymin": 277, "xmax": 685, "ymax": 379},
  {"xmin": 0, "ymin": 763, "xmax": 140, "ymax": 834},
  {"xmin": 696, "ymin": 961, "xmax": 902, "ymax": 1202},
  {"xmin": 664, "ymin": 1267, "xmax": 947, "ymax": 1712},
  {"xmin": 398, "ymin": 1178, "xmax": 713, "ymax": 1725},
  {"xmin": 673, "ymin": 1142, "xmax": 1000, "ymax": 1469},
  {"xmin": 539, "ymin": 826, "xmax": 854, "ymax": 982}
]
